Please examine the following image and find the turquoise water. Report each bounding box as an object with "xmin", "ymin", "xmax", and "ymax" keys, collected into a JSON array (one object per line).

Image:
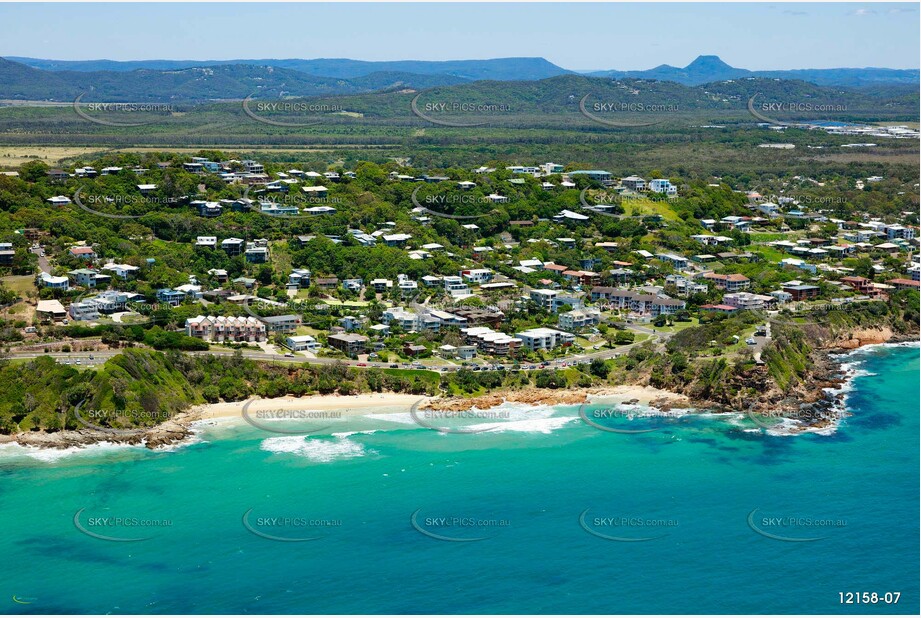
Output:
[{"xmin": 1, "ymin": 344, "xmax": 918, "ymax": 614}]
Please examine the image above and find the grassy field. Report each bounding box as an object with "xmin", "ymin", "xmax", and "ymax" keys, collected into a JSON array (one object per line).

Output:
[{"xmin": 1, "ymin": 275, "xmax": 36, "ymax": 294}]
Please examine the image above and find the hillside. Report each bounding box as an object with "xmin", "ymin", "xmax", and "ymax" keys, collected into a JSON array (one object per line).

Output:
[
  {"xmin": 587, "ymin": 55, "xmax": 921, "ymax": 87},
  {"xmin": 6, "ymin": 56, "xmax": 570, "ymax": 81}
]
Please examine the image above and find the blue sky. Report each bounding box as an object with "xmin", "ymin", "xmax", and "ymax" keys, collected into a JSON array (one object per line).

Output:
[{"xmin": 1, "ymin": 3, "xmax": 918, "ymax": 70}]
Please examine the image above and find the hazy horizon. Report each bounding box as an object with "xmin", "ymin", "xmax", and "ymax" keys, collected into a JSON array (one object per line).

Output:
[{"xmin": 1, "ymin": 3, "xmax": 918, "ymax": 71}]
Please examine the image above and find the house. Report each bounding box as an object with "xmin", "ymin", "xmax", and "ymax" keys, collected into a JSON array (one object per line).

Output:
[
  {"xmin": 47, "ymin": 196, "xmax": 72, "ymax": 206},
  {"xmin": 68, "ymin": 268, "xmax": 110, "ymax": 288},
  {"xmin": 327, "ymin": 333, "xmax": 368, "ymax": 356},
  {"xmin": 221, "ymin": 238, "xmax": 245, "ymax": 256},
  {"xmin": 245, "ymin": 245, "xmax": 269, "ymax": 263},
  {"xmin": 427, "ymin": 309, "xmax": 468, "ymax": 329},
  {"xmin": 286, "ymin": 335, "xmax": 320, "ymax": 352},
  {"xmin": 0, "ymin": 243, "xmax": 14, "ymax": 266},
  {"xmin": 39, "ymin": 272, "xmax": 69, "ymax": 290},
  {"xmin": 461, "ymin": 327, "xmax": 522, "ymax": 356},
  {"xmin": 369, "ymin": 278, "xmax": 393, "ymax": 292},
  {"xmin": 69, "ymin": 300, "xmax": 100, "ymax": 321},
  {"xmin": 699, "ymin": 304, "xmax": 739, "ymax": 314},
  {"xmin": 156, "ymin": 288, "xmax": 186, "ymax": 306},
  {"xmin": 840, "ymin": 276, "xmax": 874, "ymax": 294},
  {"xmin": 339, "ymin": 316, "xmax": 368, "ymax": 331},
  {"xmin": 342, "ymin": 278, "xmax": 363, "ymax": 292},
  {"xmin": 656, "ymin": 253, "xmax": 689, "ymax": 270},
  {"xmin": 443, "ymin": 276, "xmax": 470, "ymax": 297},
  {"xmin": 301, "ymin": 185, "xmax": 329, "ymax": 198},
  {"xmin": 460, "ymin": 268, "xmax": 493, "ymax": 284},
  {"xmin": 888, "ymin": 278, "xmax": 920, "ymax": 291},
  {"xmin": 69, "ymin": 246, "xmax": 96, "ymax": 260},
  {"xmin": 36, "ymin": 299, "xmax": 67, "ymax": 321},
  {"xmin": 383, "ymin": 307, "xmax": 420, "ymax": 332},
  {"xmin": 196, "ymin": 236, "xmax": 218, "ymax": 249},
  {"xmin": 568, "ymin": 170, "xmax": 613, "ymax": 184},
  {"xmin": 192, "ymin": 201, "xmax": 222, "ymax": 217},
  {"xmin": 382, "ymin": 233, "xmax": 412, "ymax": 247},
  {"xmin": 886, "ymin": 224, "xmax": 915, "ymax": 240},
  {"xmin": 553, "ymin": 209, "xmax": 590, "ymax": 223},
  {"xmin": 558, "ymin": 308, "xmax": 601, "ymax": 331},
  {"xmin": 486, "ymin": 193, "xmax": 509, "ymax": 203},
  {"xmin": 186, "ymin": 315, "xmax": 267, "ymax": 342},
  {"xmin": 515, "ymin": 327, "xmax": 575, "ymax": 351},
  {"xmin": 621, "ymin": 176, "xmax": 646, "ymax": 191},
  {"xmin": 261, "ymin": 314, "xmax": 301, "ymax": 333},
  {"xmin": 288, "ymin": 268, "xmax": 311, "ymax": 288},
  {"xmin": 403, "ymin": 344, "xmax": 428, "ymax": 357},
  {"xmin": 722, "ymin": 292, "xmax": 776, "ymax": 310},
  {"xmin": 648, "ymin": 179, "xmax": 677, "ymax": 196},
  {"xmin": 702, "ymin": 273, "xmax": 751, "ymax": 292},
  {"xmin": 102, "ymin": 263, "xmax": 139, "ymax": 279},
  {"xmin": 782, "ymin": 283, "xmax": 820, "ymax": 301},
  {"xmin": 315, "ymin": 276, "xmax": 339, "ymax": 289}
]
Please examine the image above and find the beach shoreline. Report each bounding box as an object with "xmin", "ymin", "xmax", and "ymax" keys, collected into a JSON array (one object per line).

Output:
[{"xmin": 2, "ymin": 334, "xmax": 916, "ymax": 451}]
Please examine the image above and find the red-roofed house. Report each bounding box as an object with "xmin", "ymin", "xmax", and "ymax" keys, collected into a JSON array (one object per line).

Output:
[{"xmin": 69, "ymin": 246, "xmax": 96, "ymax": 260}]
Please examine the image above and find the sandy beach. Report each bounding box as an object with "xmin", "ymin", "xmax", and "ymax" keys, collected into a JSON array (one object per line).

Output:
[{"xmin": 191, "ymin": 392, "xmax": 431, "ymax": 420}]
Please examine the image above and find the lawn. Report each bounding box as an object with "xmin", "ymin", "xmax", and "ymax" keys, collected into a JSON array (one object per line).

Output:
[{"xmin": 1, "ymin": 275, "xmax": 36, "ymax": 294}]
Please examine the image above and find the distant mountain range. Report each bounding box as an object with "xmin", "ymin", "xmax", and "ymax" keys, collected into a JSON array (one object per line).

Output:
[
  {"xmin": 6, "ymin": 56, "xmax": 567, "ymax": 81},
  {"xmin": 0, "ymin": 55, "xmax": 917, "ymax": 103},
  {"xmin": 586, "ymin": 55, "xmax": 921, "ymax": 88}
]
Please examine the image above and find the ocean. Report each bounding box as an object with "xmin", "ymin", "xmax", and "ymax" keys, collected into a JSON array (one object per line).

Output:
[{"xmin": 1, "ymin": 343, "xmax": 918, "ymax": 614}]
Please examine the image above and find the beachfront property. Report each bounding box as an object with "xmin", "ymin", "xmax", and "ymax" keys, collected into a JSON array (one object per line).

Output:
[
  {"xmin": 185, "ymin": 315, "xmax": 267, "ymax": 342},
  {"xmin": 514, "ymin": 327, "xmax": 575, "ymax": 351},
  {"xmin": 558, "ymin": 308, "xmax": 601, "ymax": 331},
  {"xmin": 285, "ymin": 335, "xmax": 320, "ymax": 352},
  {"xmin": 460, "ymin": 327, "xmax": 522, "ymax": 356},
  {"xmin": 327, "ymin": 333, "xmax": 369, "ymax": 356}
]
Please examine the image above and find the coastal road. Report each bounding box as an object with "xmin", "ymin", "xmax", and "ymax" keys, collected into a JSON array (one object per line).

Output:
[{"xmin": 8, "ymin": 324, "xmax": 671, "ymax": 371}]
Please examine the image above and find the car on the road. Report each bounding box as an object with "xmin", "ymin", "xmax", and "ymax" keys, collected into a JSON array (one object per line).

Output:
[
  {"xmin": 746, "ymin": 338, "xmax": 757, "ymax": 345},
  {"xmin": 75, "ymin": 359, "xmax": 81, "ymax": 365},
  {"xmin": 389, "ymin": 364, "xmax": 399, "ymax": 369},
  {"xmin": 357, "ymin": 362, "xmax": 367, "ymax": 366},
  {"xmin": 284, "ymin": 352, "xmax": 294, "ymax": 357}
]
